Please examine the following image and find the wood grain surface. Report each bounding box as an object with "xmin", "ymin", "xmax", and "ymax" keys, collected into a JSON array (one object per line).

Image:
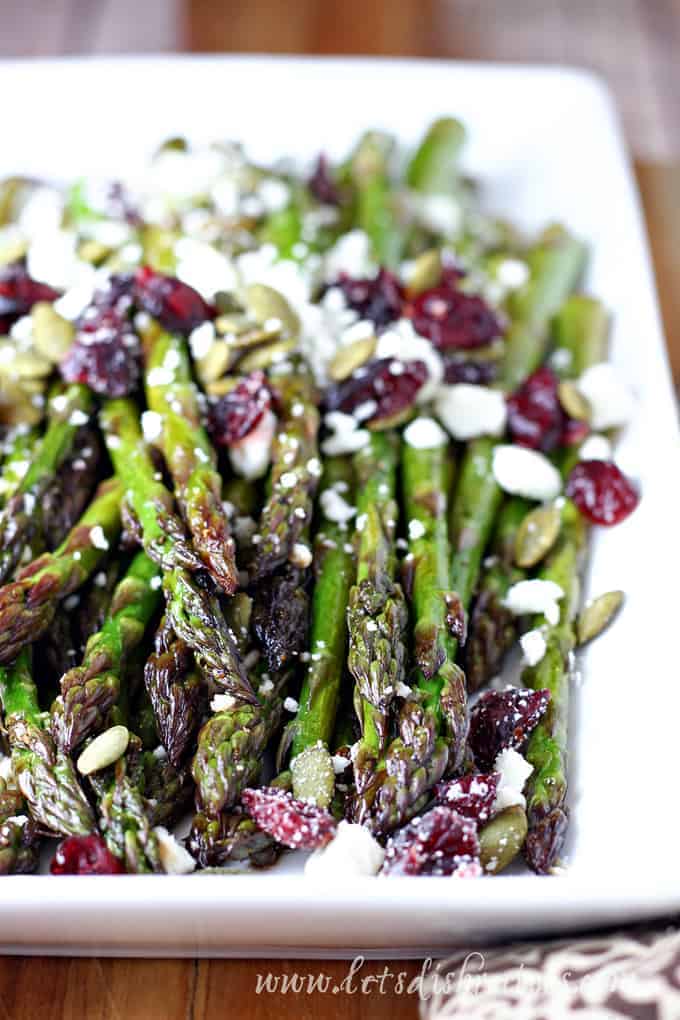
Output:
[{"xmin": 0, "ymin": 2, "xmax": 678, "ymax": 1018}]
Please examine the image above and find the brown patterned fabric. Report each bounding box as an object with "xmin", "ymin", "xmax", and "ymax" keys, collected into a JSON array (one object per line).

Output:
[{"xmin": 421, "ymin": 924, "xmax": 680, "ymax": 1019}]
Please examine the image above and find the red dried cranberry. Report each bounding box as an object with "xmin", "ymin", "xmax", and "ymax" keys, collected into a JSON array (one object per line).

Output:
[
  {"xmin": 405, "ymin": 275, "xmax": 502, "ymax": 351},
  {"xmin": 208, "ymin": 371, "xmax": 272, "ymax": 446},
  {"xmin": 0, "ymin": 261, "xmax": 61, "ymax": 326},
  {"xmin": 50, "ymin": 835, "xmax": 125, "ymax": 875},
  {"xmin": 469, "ymin": 687, "xmax": 550, "ymax": 771},
  {"xmin": 133, "ymin": 266, "xmax": 213, "ymax": 335},
  {"xmin": 382, "ymin": 806, "xmax": 481, "ymax": 877},
  {"xmin": 434, "ymin": 772, "xmax": 500, "ymax": 824},
  {"xmin": 566, "ymin": 460, "xmax": 640, "ymax": 526},
  {"xmin": 324, "ymin": 356, "xmax": 427, "ymax": 425},
  {"xmin": 506, "ymin": 366, "xmax": 565, "ymax": 451},
  {"xmin": 308, "ymin": 154, "xmax": 341, "ymax": 206},
  {"xmin": 241, "ymin": 787, "xmax": 337, "ymax": 850},
  {"xmin": 336, "ymin": 269, "xmax": 404, "ymax": 329},
  {"xmin": 443, "ymin": 355, "xmax": 498, "ymax": 386}
]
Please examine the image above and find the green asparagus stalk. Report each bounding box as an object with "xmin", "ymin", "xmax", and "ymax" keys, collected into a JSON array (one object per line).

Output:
[
  {"xmin": 250, "ymin": 370, "xmax": 320, "ymax": 582},
  {"xmin": 406, "ymin": 118, "xmax": 467, "ymax": 195},
  {"xmin": 350, "ymin": 131, "xmax": 403, "ymax": 269},
  {"xmin": 0, "ymin": 476, "xmax": 122, "ymax": 663},
  {"xmin": 143, "ymin": 614, "xmax": 203, "ymax": 768},
  {"xmin": 0, "ymin": 768, "xmax": 40, "ymax": 874},
  {"xmin": 188, "ymin": 810, "xmax": 278, "ymax": 869},
  {"xmin": 52, "ymin": 551, "xmax": 163, "ymax": 753},
  {"xmin": 0, "ymin": 424, "xmax": 39, "ymax": 507},
  {"xmin": 94, "ymin": 737, "xmax": 162, "ymax": 874},
  {"xmin": 348, "ymin": 432, "xmax": 408, "ymax": 797},
  {"xmin": 0, "ymin": 384, "xmax": 94, "ymax": 583},
  {"xmin": 0, "ymin": 651, "xmax": 95, "ymax": 836},
  {"xmin": 144, "ymin": 329, "xmax": 238, "ymax": 595},
  {"xmin": 142, "ymin": 751, "xmax": 194, "ymax": 829},
  {"xmin": 42, "ymin": 423, "xmax": 102, "ymax": 551}
]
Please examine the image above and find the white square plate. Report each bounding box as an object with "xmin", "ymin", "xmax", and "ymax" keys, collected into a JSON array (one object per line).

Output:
[{"xmin": 1, "ymin": 56, "xmax": 679, "ymax": 958}]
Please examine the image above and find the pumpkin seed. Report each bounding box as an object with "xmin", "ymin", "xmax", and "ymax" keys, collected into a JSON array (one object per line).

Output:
[
  {"xmin": 196, "ymin": 340, "xmax": 231, "ymax": 384},
  {"xmin": 577, "ymin": 590, "xmax": 624, "ymax": 646},
  {"xmin": 405, "ymin": 249, "xmax": 442, "ymax": 296},
  {"xmin": 328, "ymin": 335, "xmax": 376, "ymax": 381},
  {"xmin": 479, "ymin": 806, "xmax": 528, "ymax": 873},
  {"xmin": 0, "ymin": 381, "xmax": 43, "ymax": 427},
  {"xmin": 206, "ymin": 377, "xmax": 240, "ymax": 398},
  {"xmin": 214, "ymin": 291, "xmax": 244, "ymax": 316},
  {"xmin": 76, "ymin": 725, "xmax": 130, "ymax": 776},
  {"xmin": 367, "ymin": 405, "xmax": 415, "ymax": 431},
  {"xmin": 0, "ymin": 234, "xmax": 28, "ymax": 267},
  {"xmin": 290, "ymin": 744, "xmax": 335, "ymax": 809},
  {"xmin": 5, "ymin": 350, "xmax": 53, "ymax": 380},
  {"xmin": 31, "ymin": 302, "xmax": 75, "ymax": 362},
  {"xmin": 558, "ymin": 380, "xmax": 591, "ymax": 422},
  {"xmin": 243, "ymin": 283, "xmax": 300, "ymax": 338},
  {"xmin": 215, "ymin": 313, "xmax": 253, "ymax": 336},
  {"xmin": 514, "ymin": 503, "xmax": 562, "ymax": 568},
  {"xmin": 238, "ymin": 336, "xmax": 297, "ymax": 372},
  {"xmin": 78, "ymin": 239, "xmax": 112, "ymax": 265}
]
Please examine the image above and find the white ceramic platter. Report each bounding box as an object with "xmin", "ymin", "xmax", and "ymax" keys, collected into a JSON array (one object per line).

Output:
[{"xmin": 1, "ymin": 56, "xmax": 679, "ymax": 957}]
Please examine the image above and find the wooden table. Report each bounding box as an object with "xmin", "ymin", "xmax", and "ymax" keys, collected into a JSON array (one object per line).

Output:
[{"xmin": 0, "ymin": 2, "xmax": 678, "ymax": 1017}]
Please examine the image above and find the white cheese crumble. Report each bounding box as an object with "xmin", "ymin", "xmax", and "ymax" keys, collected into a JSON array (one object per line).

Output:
[
  {"xmin": 280, "ymin": 471, "xmax": 297, "ymax": 490},
  {"xmin": 320, "ymin": 487, "xmax": 356, "ymax": 524},
  {"xmin": 579, "ymin": 433, "xmax": 613, "ymax": 462},
  {"xmin": 520, "ymin": 628, "xmax": 547, "ymax": 667},
  {"xmin": 147, "ymin": 365, "xmax": 175, "ymax": 387},
  {"xmin": 0, "ymin": 755, "xmax": 13, "ymax": 782},
  {"xmin": 290, "ymin": 542, "xmax": 312, "ymax": 569},
  {"xmin": 257, "ymin": 177, "xmax": 291, "ymax": 214},
  {"xmin": 496, "ymin": 258, "xmax": 530, "ymax": 290},
  {"xmin": 375, "ymin": 318, "xmax": 443, "ymax": 403},
  {"xmin": 576, "ymin": 363, "xmax": 634, "ymax": 430},
  {"xmin": 154, "ymin": 827, "xmax": 196, "ymax": 875},
  {"xmin": 414, "ymin": 194, "xmax": 462, "ymax": 237},
  {"xmin": 68, "ymin": 409, "xmax": 89, "ymax": 427},
  {"xmin": 395, "ymin": 681, "xmax": 413, "ymax": 698},
  {"xmin": 321, "ymin": 411, "xmax": 370, "ymax": 456},
  {"xmin": 141, "ymin": 410, "xmax": 163, "ymax": 443},
  {"xmin": 505, "ymin": 579, "xmax": 564, "ymax": 625},
  {"xmin": 435, "ymin": 384, "xmax": 507, "ymax": 441},
  {"xmin": 150, "ymin": 575, "xmax": 162, "ymax": 591},
  {"xmin": 408, "ymin": 519, "xmax": 426, "ymax": 541},
  {"xmin": 549, "ymin": 347, "xmax": 572, "ymax": 372},
  {"xmin": 228, "ymin": 409, "xmax": 276, "ymax": 480},
  {"xmin": 304, "ymin": 820, "xmax": 385, "ymax": 879},
  {"xmin": 332, "ymin": 755, "xmax": 350, "ymax": 774},
  {"xmin": 211, "ymin": 693, "xmax": 236, "ymax": 713},
  {"xmin": 493, "ymin": 748, "xmax": 534, "ymax": 812},
  {"xmin": 492, "ymin": 445, "xmax": 562, "ymax": 502},
  {"xmin": 403, "ymin": 416, "xmax": 448, "ymax": 450},
  {"xmin": 189, "ymin": 320, "xmax": 216, "ymax": 360},
  {"xmin": 323, "ymin": 229, "xmax": 375, "ymax": 281},
  {"xmin": 259, "ymin": 677, "xmax": 274, "ymax": 696},
  {"xmin": 89, "ymin": 525, "xmax": 109, "ymax": 551},
  {"xmin": 284, "ymin": 696, "xmax": 299, "ymax": 713},
  {"xmin": 175, "ymin": 237, "xmax": 238, "ymax": 301}
]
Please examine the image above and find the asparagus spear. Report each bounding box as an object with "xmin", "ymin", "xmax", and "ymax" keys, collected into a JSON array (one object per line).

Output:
[
  {"xmin": 143, "ymin": 614, "xmax": 203, "ymax": 767},
  {"xmin": 348, "ymin": 432, "xmax": 408, "ymax": 798},
  {"xmin": 0, "ymin": 770, "xmax": 40, "ymax": 875},
  {"xmin": 350, "ymin": 131, "xmax": 403, "ymax": 269},
  {"xmin": 42, "ymin": 423, "xmax": 102, "ymax": 551},
  {"xmin": 101, "ymin": 398, "xmax": 256, "ymax": 704},
  {"xmin": 0, "ymin": 476, "xmax": 122, "ymax": 664},
  {"xmin": 52, "ymin": 551, "xmax": 163, "ymax": 753},
  {"xmin": 144, "ymin": 329, "xmax": 238, "ymax": 595},
  {"xmin": 0, "ymin": 651, "xmax": 95, "ymax": 836},
  {"xmin": 188, "ymin": 810, "xmax": 278, "ymax": 869},
  {"xmin": 92, "ymin": 737, "xmax": 161, "ymax": 874},
  {"xmin": 406, "ymin": 117, "xmax": 467, "ymax": 195},
  {"xmin": 250, "ymin": 370, "xmax": 320, "ymax": 582},
  {"xmin": 288, "ymin": 456, "xmax": 355, "ymax": 759},
  {"xmin": 0, "ymin": 384, "xmax": 94, "ymax": 583},
  {"xmin": 0, "ymin": 424, "xmax": 39, "ymax": 508}
]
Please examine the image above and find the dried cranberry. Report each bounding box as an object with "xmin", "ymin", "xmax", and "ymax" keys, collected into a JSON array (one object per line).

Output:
[
  {"xmin": 241, "ymin": 787, "xmax": 336, "ymax": 850},
  {"xmin": 566, "ymin": 460, "xmax": 640, "ymax": 526},
  {"xmin": 382, "ymin": 806, "xmax": 481, "ymax": 877},
  {"xmin": 0, "ymin": 261, "xmax": 61, "ymax": 326},
  {"xmin": 208, "ymin": 371, "xmax": 272, "ymax": 446},
  {"xmin": 506, "ymin": 366, "xmax": 564, "ymax": 451},
  {"xmin": 405, "ymin": 275, "xmax": 502, "ymax": 351},
  {"xmin": 324, "ymin": 356, "xmax": 427, "ymax": 425},
  {"xmin": 434, "ymin": 772, "xmax": 500, "ymax": 824},
  {"xmin": 308, "ymin": 154, "xmax": 341, "ymax": 206},
  {"xmin": 469, "ymin": 687, "xmax": 550, "ymax": 771},
  {"xmin": 133, "ymin": 266, "xmax": 213, "ymax": 335},
  {"xmin": 50, "ymin": 835, "xmax": 125, "ymax": 875},
  {"xmin": 336, "ymin": 269, "xmax": 404, "ymax": 329},
  {"xmin": 443, "ymin": 355, "xmax": 498, "ymax": 386}
]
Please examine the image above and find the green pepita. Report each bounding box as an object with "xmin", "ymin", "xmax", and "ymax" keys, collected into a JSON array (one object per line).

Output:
[
  {"xmin": 558, "ymin": 380, "xmax": 591, "ymax": 422},
  {"xmin": 479, "ymin": 805, "xmax": 528, "ymax": 873},
  {"xmin": 196, "ymin": 340, "xmax": 231, "ymax": 385},
  {"xmin": 243, "ymin": 283, "xmax": 300, "ymax": 339},
  {"xmin": 405, "ymin": 249, "xmax": 442, "ymax": 296},
  {"xmin": 290, "ymin": 744, "xmax": 335, "ymax": 809},
  {"xmin": 328, "ymin": 335, "xmax": 376, "ymax": 382},
  {"xmin": 577, "ymin": 590, "xmax": 624, "ymax": 646},
  {"xmin": 238, "ymin": 336, "xmax": 297, "ymax": 372},
  {"xmin": 31, "ymin": 302, "xmax": 75, "ymax": 362},
  {"xmin": 78, "ymin": 239, "xmax": 112, "ymax": 265},
  {"xmin": 514, "ymin": 503, "xmax": 562, "ymax": 568}
]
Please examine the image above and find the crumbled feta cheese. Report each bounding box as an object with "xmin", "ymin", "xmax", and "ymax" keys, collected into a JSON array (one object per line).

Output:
[
  {"xmin": 89, "ymin": 525, "xmax": 109, "ymax": 551},
  {"xmin": 147, "ymin": 365, "xmax": 175, "ymax": 387},
  {"xmin": 141, "ymin": 410, "xmax": 163, "ymax": 443},
  {"xmin": 211, "ymin": 693, "xmax": 236, "ymax": 713},
  {"xmin": 27, "ymin": 229, "xmax": 94, "ymax": 291},
  {"xmin": 492, "ymin": 445, "xmax": 562, "ymax": 501},
  {"xmin": 375, "ymin": 318, "xmax": 443, "ymax": 402},
  {"xmin": 284, "ymin": 696, "xmax": 299, "ymax": 713},
  {"xmin": 576, "ymin": 363, "xmax": 634, "ymax": 430},
  {"xmin": 9, "ymin": 316, "xmax": 34, "ymax": 344},
  {"xmin": 290, "ymin": 542, "xmax": 312, "ymax": 569},
  {"xmin": 68, "ymin": 409, "xmax": 89, "ymax": 427},
  {"xmin": 505, "ymin": 579, "xmax": 564, "ymax": 625},
  {"xmin": 435, "ymin": 384, "xmax": 507, "ymax": 441},
  {"xmin": 150, "ymin": 575, "xmax": 162, "ymax": 591},
  {"xmin": 18, "ymin": 186, "xmax": 63, "ymax": 238},
  {"xmin": 332, "ymin": 755, "xmax": 350, "ymax": 774},
  {"xmin": 304, "ymin": 820, "xmax": 385, "ymax": 878},
  {"xmin": 321, "ymin": 411, "xmax": 370, "ymax": 456},
  {"xmin": 415, "ymin": 194, "xmax": 462, "ymax": 237},
  {"xmin": 229, "ymin": 409, "xmax": 276, "ymax": 480},
  {"xmin": 175, "ymin": 237, "xmax": 237, "ymax": 300},
  {"xmin": 579, "ymin": 433, "xmax": 613, "ymax": 462},
  {"xmin": 496, "ymin": 258, "xmax": 530, "ymax": 290},
  {"xmin": 340, "ymin": 319, "xmax": 375, "ymax": 346},
  {"xmin": 0, "ymin": 755, "xmax": 13, "ymax": 782},
  {"xmin": 320, "ymin": 487, "xmax": 356, "ymax": 525},
  {"xmin": 306, "ymin": 457, "xmax": 322, "ymax": 477},
  {"xmin": 189, "ymin": 320, "xmax": 216, "ymax": 360},
  {"xmin": 408, "ymin": 519, "xmax": 426, "ymax": 541},
  {"xmin": 403, "ymin": 416, "xmax": 448, "ymax": 449},
  {"xmin": 520, "ymin": 628, "xmax": 547, "ymax": 667},
  {"xmin": 324, "ymin": 230, "xmax": 375, "ymax": 281},
  {"xmin": 259, "ymin": 677, "xmax": 274, "ymax": 696},
  {"xmin": 395, "ymin": 681, "xmax": 412, "ymax": 698},
  {"xmin": 257, "ymin": 177, "xmax": 291, "ymax": 214},
  {"xmin": 154, "ymin": 827, "xmax": 196, "ymax": 875},
  {"xmin": 493, "ymin": 748, "xmax": 534, "ymax": 812},
  {"xmin": 549, "ymin": 348, "xmax": 572, "ymax": 372},
  {"xmin": 280, "ymin": 471, "xmax": 297, "ymax": 490}
]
